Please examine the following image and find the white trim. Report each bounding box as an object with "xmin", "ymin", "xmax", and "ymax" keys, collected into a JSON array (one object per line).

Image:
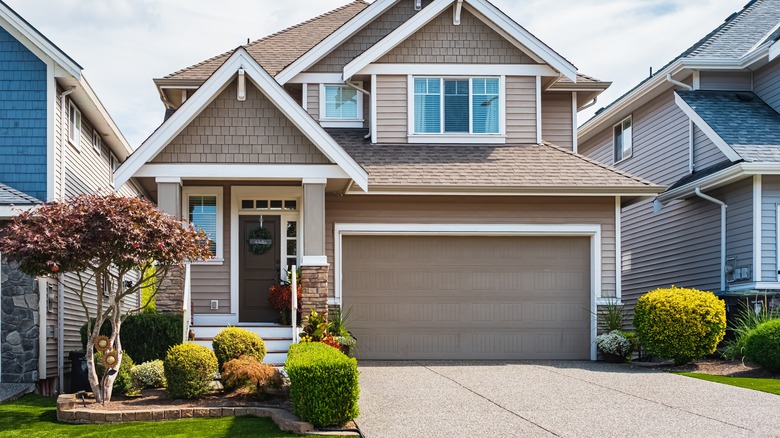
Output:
[
  {"xmin": 182, "ymin": 186, "xmax": 224, "ymax": 260},
  {"xmin": 770, "ymin": 40, "xmax": 780, "ymax": 62},
  {"xmin": 154, "ymin": 176, "xmax": 182, "ymax": 184},
  {"xmin": 0, "ymin": 205, "xmax": 36, "ymax": 218},
  {"xmin": 777, "ymin": 204, "xmax": 780, "ymax": 283},
  {"xmin": 571, "ymin": 92, "xmax": 577, "ymax": 153},
  {"xmin": 754, "ymin": 175, "xmax": 762, "ymax": 282},
  {"xmin": 193, "ymin": 313, "xmax": 239, "ymax": 326},
  {"xmin": 343, "ymin": 0, "xmax": 577, "ymax": 82},
  {"xmin": 615, "ymin": 196, "xmax": 622, "ymax": 301},
  {"xmin": 302, "ymin": 178, "xmax": 328, "ymax": 185},
  {"xmin": 356, "ymin": 63, "xmax": 558, "ymax": 76},
  {"xmin": 347, "ymin": 189, "xmax": 661, "ymax": 197},
  {"xmin": 301, "ymin": 83, "xmax": 308, "ymax": 111},
  {"xmin": 68, "ymin": 101, "xmax": 81, "ymax": 151},
  {"xmin": 692, "ymin": 71, "xmax": 701, "ymax": 90},
  {"xmin": 320, "ymin": 120, "xmax": 366, "ymax": 128},
  {"xmin": 92, "ymin": 129, "xmax": 102, "ymax": 154},
  {"xmin": 407, "ymin": 135, "xmax": 506, "ymax": 144},
  {"xmin": 370, "ymin": 74, "xmax": 377, "ymax": 144},
  {"xmin": 289, "ymin": 73, "xmax": 345, "ymax": 84},
  {"xmin": 302, "ymin": 255, "xmax": 328, "ymax": 266},
  {"xmin": 333, "ymin": 222, "xmax": 603, "ymax": 361},
  {"xmin": 613, "ymin": 115, "xmax": 633, "ymax": 164},
  {"xmin": 114, "ymin": 49, "xmax": 368, "ymax": 190},
  {"xmin": 46, "ymin": 59, "xmax": 55, "ymax": 201},
  {"xmin": 318, "ymin": 83, "xmax": 364, "ymax": 126},
  {"xmin": 674, "ymin": 93, "xmax": 741, "ymax": 161},
  {"xmin": 728, "ymin": 281, "xmax": 780, "ymax": 292},
  {"xmin": 688, "ymin": 119, "xmax": 694, "ymax": 174},
  {"xmin": 535, "ymin": 76, "xmax": 542, "ymax": 143},
  {"xmin": 275, "ymin": 0, "xmax": 401, "ymax": 84},
  {"xmin": 406, "ymin": 75, "xmax": 414, "ymax": 136},
  {"xmin": 135, "ymin": 164, "xmax": 350, "ymax": 180}
]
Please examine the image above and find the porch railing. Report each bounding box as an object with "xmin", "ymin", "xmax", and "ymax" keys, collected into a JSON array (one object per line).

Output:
[
  {"xmin": 291, "ymin": 264, "xmax": 298, "ymax": 343},
  {"xmin": 183, "ymin": 263, "xmax": 192, "ymax": 343}
]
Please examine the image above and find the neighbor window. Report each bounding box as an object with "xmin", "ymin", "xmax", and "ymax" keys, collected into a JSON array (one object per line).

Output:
[
  {"xmin": 614, "ymin": 116, "xmax": 633, "ymax": 162},
  {"xmin": 92, "ymin": 130, "xmax": 102, "ymax": 154},
  {"xmin": 188, "ymin": 195, "xmax": 218, "ymax": 256},
  {"xmin": 413, "ymin": 77, "xmax": 500, "ymax": 135},
  {"xmin": 69, "ymin": 102, "xmax": 81, "ymax": 147}
]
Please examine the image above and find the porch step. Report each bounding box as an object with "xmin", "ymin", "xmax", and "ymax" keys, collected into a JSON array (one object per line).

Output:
[{"xmin": 190, "ymin": 325, "xmax": 295, "ymax": 365}]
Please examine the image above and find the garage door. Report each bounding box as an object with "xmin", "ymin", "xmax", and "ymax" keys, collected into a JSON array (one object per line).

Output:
[{"xmin": 342, "ymin": 235, "xmax": 591, "ymax": 360}]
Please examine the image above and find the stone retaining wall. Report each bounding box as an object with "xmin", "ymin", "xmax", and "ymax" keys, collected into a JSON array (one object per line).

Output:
[{"xmin": 1, "ymin": 256, "xmax": 39, "ymax": 383}]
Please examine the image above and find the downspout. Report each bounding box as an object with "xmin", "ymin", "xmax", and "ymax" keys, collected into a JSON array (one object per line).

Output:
[
  {"xmin": 694, "ymin": 188, "xmax": 727, "ymax": 292},
  {"xmin": 345, "ymin": 79, "xmax": 372, "ymax": 139},
  {"xmin": 453, "ymin": 0, "xmax": 464, "ymax": 25},
  {"xmin": 579, "ymin": 97, "xmax": 597, "ymax": 111},
  {"xmin": 58, "ymin": 87, "xmax": 74, "ymax": 395},
  {"xmin": 665, "ymin": 74, "xmax": 693, "ymax": 91}
]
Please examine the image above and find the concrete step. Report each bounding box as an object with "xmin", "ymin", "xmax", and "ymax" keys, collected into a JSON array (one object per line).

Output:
[{"xmin": 193, "ymin": 337, "xmax": 292, "ymax": 353}]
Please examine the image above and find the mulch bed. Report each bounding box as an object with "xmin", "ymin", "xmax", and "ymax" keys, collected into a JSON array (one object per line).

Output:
[
  {"xmin": 657, "ymin": 359, "xmax": 780, "ymax": 379},
  {"xmin": 81, "ymin": 388, "xmax": 292, "ymax": 412}
]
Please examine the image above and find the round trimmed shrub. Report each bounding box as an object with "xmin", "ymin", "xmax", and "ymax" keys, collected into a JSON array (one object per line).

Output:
[
  {"xmin": 131, "ymin": 359, "xmax": 167, "ymax": 389},
  {"xmin": 212, "ymin": 327, "xmax": 266, "ymax": 370},
  {"xmin": 634, "ymin": 286, "xmax": 726, "ymax": 365},
  {"xmin": 164, "ymin": 343, "xmax": 218, "ymax": 399},
  {"xmin": 743, "ymin": 319, "xmax": 780, "ymax": 371}
]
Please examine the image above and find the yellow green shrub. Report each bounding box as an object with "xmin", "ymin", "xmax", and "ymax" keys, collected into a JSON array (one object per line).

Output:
[{"xmin": 634, "ymin": 286, "xmax": 726, "ymax": 365}]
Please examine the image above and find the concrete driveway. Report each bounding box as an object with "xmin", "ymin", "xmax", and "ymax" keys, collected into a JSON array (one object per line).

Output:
[{"xmin": 356, "ymin": 361, "xmax": 780, "ymax": 438}]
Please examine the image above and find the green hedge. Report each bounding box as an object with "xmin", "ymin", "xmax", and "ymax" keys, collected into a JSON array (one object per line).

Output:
[
  {"xmin": 164, "ymin": 343, "xmax": 218, "ymax": 399},
  {"xmin": 744, "ymin": 319, "xmax": 780, "ymax": 371},
  {"xmin": 212, "ymin": 327, "xmax": 266, "ymax": 371},
  {"xmin": 80, "ymin": 313, "xmax": 182, "ymax": 363},
  {"xmin": 285, "ymin": 343, "xmax": 359, "ymax": 427}
]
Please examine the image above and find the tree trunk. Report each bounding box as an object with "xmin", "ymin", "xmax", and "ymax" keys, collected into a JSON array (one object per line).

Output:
[{"xmin": 85, "ymin": 340, "xmax": 101, "ymax": 403}]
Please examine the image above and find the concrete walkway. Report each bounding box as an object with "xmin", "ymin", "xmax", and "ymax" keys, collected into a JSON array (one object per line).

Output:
[{"xmin": 357, "ymin": 361, "xmax": 780, "ymax": 438}]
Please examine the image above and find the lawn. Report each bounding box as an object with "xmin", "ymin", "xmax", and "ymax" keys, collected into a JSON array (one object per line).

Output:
[
  {"xmin": 676, "ymin": 372, "xmax": 780, "ymax": 396},
  {"xmin": 0, "ymin": 395, "xmax": 350, "ymax": 438}
]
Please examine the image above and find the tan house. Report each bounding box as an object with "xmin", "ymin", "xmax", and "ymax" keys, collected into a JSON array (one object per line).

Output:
[{"xmin": 117, "ymin": 0, "xmax": 662, "ymax": 363}]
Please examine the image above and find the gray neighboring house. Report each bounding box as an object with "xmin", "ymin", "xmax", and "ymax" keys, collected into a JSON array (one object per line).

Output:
[{"xmin": 578, "ymin": 0, "xmax": 780, "ymax": 315}]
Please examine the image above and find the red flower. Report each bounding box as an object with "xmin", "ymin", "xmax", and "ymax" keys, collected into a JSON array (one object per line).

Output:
[
  {"xmin": 133, "ymin": 243, "xmax": 139, "ymax": 249},
  {"xmin": 51, "ymin": 264, "xmax": 59, "ymax": 273},
  {"xmin": 158, "ymin": 243, "xmax": 164, "ymax": 250}
]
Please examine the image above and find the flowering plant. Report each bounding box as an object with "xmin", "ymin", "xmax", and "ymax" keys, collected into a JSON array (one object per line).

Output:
[
  {"xmin": 268, "ymin": 284, "xmax": 302, "ymax": 310},
  {"xmin": 595, "ymin": 330, "xmax": 632, "ymax": 358}
]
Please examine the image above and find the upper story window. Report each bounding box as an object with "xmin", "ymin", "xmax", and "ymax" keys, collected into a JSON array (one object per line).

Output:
[
  {"xmin": 69, "ymin": 102, "xmax": 81, "ymax": 149},
  {"xmin": 413, "ymin": 77, "xmax": 501, "ymax": 138},
  {"xmin": 92, "ymin": 130, "xmax": 102, "ymax": 154},
  {"xmin": 614, "ymin": 115, "xmax": 633, "ymax": 163},
  {"xmin": 320, "ymin": 84, "xmax": 363, "ymax": 128}
]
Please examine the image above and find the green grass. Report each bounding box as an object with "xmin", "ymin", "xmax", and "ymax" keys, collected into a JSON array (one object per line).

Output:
[
  {"xmin": 676, "ymin": 372, "xmax": 780, "ymax": 396},
  {"xmin": 0, "ymin": 395, "xmax": 349, "ymax": 437}
]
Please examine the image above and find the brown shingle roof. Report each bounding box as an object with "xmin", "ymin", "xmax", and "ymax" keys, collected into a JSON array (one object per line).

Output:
[
  {"xmin": 327, "ymin": 129, "xmax": 661, "ymax": 193},
  {"xmin": 164, "ymin": 1, "xmax": 368, "ymax": 80}
]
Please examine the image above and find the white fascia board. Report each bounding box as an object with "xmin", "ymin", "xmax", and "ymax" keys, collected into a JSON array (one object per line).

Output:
[
  {"xmin": 344, "ymin": 0, "xmax": 452, "ymax": 80},
  {"xmin": 275, "ymin": 0, "xmax": 401, "ymax": 84},
  {"xmin": 357, "ymin": 63, "xmax": 558, "ymax": 76},
  {"xmin": 0, "ymin": 4, "xmax": 81, "ymax": 78},
  {"xmin": 288, "ymin": 73, "xmax": 344, "ymax": 84},
  {"xmin": 115, "ymin": 48, "xmax": 368, "ymax": 191},
  {"xmin": 656, "ymin": 164, "xmax": 747, "ymax": 204},
  {"xmin": 334, "ymin": 222, "xmax": 601, "ymax": 236},
  {"xmin": 674, "ymin": 93, "xmax": 741, "ymax": 162},
  {"xmin": 135, "ymin": 164, "xmax": 350, "ymax": 180},
  {"xmin": 347, "ymin": 187, "xmax": 662, "ymax": 197},
  {"xmin": 770, "ymin": 40, "xmax": 780, "ymax": 62}
]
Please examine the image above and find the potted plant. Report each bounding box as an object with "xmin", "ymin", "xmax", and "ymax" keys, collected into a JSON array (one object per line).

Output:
[
  {"xmin": 268, "ymin": 269, "xmax": 302, "ymax": 325},
  {"xmin": 595, "ymin": 330, "xmax": 633, "ymax": 363}
]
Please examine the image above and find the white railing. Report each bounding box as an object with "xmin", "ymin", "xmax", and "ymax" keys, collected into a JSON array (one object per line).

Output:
[
  {"xmin": 183, "ymin": 263, "xmax": 192, "ymax": 343},
  {"xmin": 290, "ymin": 264, "xmax": 298, "ymax": 343}
]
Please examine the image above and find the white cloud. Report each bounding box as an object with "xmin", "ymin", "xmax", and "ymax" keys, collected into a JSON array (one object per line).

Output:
[{"xmin": 4, "ymin": 0, "xmax": 745, "ymax": 145}]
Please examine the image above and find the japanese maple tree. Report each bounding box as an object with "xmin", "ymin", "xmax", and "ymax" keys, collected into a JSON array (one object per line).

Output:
[{"xmin": 0, "ymin": 194, "xmax": 211, "ymax": 403}]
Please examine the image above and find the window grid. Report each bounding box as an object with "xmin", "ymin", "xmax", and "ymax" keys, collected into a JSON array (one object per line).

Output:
[
  {"xmin": 188, "ymin": 195, "xmax": 218, "ymax": 256},
  {"xmin": 614, "ymin": 116, "xmax": 633, "ymax": 163},
  {"xmin": 413, "ymin": 77, "xmax": 500, "ymax": 135},
  {"xmin": 323, "ymin": 84, "xmax": 359, "ymax": 120}
]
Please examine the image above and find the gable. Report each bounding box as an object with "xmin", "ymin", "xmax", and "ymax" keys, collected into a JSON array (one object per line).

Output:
[
  {"xmin": 377, "ymin": 8, "xmax": 538, "ymax": 64},
  {"xmin": 307, "ymin": 0, "xmax": 429, "ymax": 73},
  {"xmin": 152, "ymin": 79, "xmax": 331, "ymax": 165}
]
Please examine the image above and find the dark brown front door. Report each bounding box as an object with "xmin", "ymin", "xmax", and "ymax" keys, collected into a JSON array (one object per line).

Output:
[{"xmin": 239, "ymin": 215, "xmax": 281, "ymax": 323}]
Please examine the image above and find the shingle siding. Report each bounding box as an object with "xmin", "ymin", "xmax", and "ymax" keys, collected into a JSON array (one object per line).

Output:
[
  {"xmin": 755, "ymin": 58, "xmax": 780, "ymax": 113},
  {"xmin": 0, "ymin": 27, "xmax": 47, "ymax": 201}
]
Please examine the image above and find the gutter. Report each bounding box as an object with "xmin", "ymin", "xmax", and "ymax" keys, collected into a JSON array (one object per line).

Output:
[
  {"xmin": 665, "ymin": 74, "xmax": 692, "ymax": 91},
  {"xmin": 655, "ymin": 162, "xmax": 780, "ymax": 205},
  {"xmin": 693, "ymin": 188, "xmax": 727, "ymax": 292}
]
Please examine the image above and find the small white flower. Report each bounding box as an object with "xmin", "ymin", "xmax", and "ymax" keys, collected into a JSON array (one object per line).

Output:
[{"xmin": 595, "ymin": 330, "xmax": 631, "ymax": 356}]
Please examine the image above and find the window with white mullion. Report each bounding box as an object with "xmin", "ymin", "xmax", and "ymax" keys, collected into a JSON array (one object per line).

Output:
[{"xmin": 413, "ymin": 77, "xmax": 500, "ymax": 135}]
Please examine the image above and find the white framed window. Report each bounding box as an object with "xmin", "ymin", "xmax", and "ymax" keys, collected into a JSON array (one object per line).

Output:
[
  {"xmin": 69, "ymin": 102, "xmax": 81, "ymax": 149},
  {"xmin": 109, "ymin": 153, "xmax": 119, "ymax": 172},
  {"xmin": 614, "ymin": 115, "xmax": 633, "ymax": 163},
  {"xmin": 319, "ymin": 83, "xmax": 363, "ymax": 128},
  {"xmin": 410, "ymin": 76, "xmax": 503, "ymax": 143},
  {"xmin": 183, "ymin": 187, "xmax": 224, "ymax": 261},
  {"xmin": 92, "ymin": 130, "xmax": 102, "ymax": 154}
]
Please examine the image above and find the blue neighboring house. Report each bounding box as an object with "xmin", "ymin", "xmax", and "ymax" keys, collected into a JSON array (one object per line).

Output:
[{"xmin": 0, "ymin": 0, "xmax": 144, "ymax": 394}]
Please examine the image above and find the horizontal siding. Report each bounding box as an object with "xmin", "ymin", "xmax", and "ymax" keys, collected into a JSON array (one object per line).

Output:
[
  {"xmin": 541, "ymin": 92, "xmax": 573, "ymax": 149},
  {"xmin": 506, "ymin": 76, "xmax": 536, "ymax": 144},
  {"xmin": 191, "ymin": 185, "xmax": 231, "ymax": 314},
  {"xmin": 306, "ymin": 84, "xmax": 319, "ymax": 121},
  {"xmin": 692, "ymin": 123, "xmax": 727, "ymax": 171},
  {"xmin": 375, "ymin": 75, "xmax": 407, "ymax": 143},
  {"xmin": 755, "ymin": 58, "xmax": 780, "ymax": 112},
  {"xmin": 717, "ymin": 178, "xmax": 753, "ymax": 285},
  {"xmin": 699, "ymin": 71, "xmax": 752, "ymax": 91},
  {"xmin": 762, "ymin": 176, "xmax": 780, "ymax": 281},
  {"xmin": 325, "ymin": 195, "xmax": 617, "ymax": 299}
]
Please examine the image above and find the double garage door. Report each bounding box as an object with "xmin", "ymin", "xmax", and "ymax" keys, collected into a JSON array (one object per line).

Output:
[{"xmin": 342, "ymin": 235, "xmax": 592, "ymax": 360}]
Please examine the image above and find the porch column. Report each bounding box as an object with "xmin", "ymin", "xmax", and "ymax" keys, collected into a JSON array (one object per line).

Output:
[
  {"xmin": 301, "ymin": 181, "xmax": 329, "ymax": 318},
  {"xmin": 155, "ymin": 178, "xmax": 184, "ymax": 314}
]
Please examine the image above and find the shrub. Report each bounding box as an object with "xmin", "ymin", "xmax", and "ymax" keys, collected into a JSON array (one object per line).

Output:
[
  {"xmin": 94, "ymin": 351, "xmax": 136, "ymax": 395},
  {"xmin": 634, "ymin": 286, "xmax": 726, "ymax": 365},
  {"xmin": 221, "ymin": 356, "xmax": 283, "ymax": 395},
  {"xmin": 595, "ymin": 330, "xmax": 631, "ymax": 359},
  {"xmin": 299, "ymin": 309, "xmax": 330, "ymax": 342},
  {"xmin": 130, "ymin": 360, "xmax": 166, "ymax": 389},
  {"xmin": 268, "ymin": 284, "xmax": 302, "ymax": 310},
  {"xmin": 599, "ymin": 299, "xmax": 625, "ymax": 332},
  {"xmin": 285, "ymin": 342, "xmax": 359, "ymax": 427},
  {"xmin": 164, "ymin": 343, "xmax": 218, "ymax": 399},
  {"xmin": 743, "ymin": 319, "xmax": 780, "ymax": 371},
  {"xmin": 722, "ymin": 299, "xmax": 779, "ymax": 361},
  {"xmin": 212, "ymin": 327, "xmax": 266, "ymax": 371},
  {"xmin": 80, "ymin": 313, "xmax": 183, "ymax": 363}
]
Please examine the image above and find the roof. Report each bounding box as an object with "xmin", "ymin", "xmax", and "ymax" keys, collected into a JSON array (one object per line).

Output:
[
  {"xmin": 327, "ymin": 129, "xmax": 661, "ymax": 193},
  {"xmin": 677, "ymin": 90, "xmax": 780, "ymax": 162},
  {"xmin": 666, "ymin": 160, "xmax": 739, "ymax": 192},
  {"xmin": 163, "ymin": 1, "xmax": 368, "ymax": 80},
  {"xmin": 0, "ymin": 182, "xmax": 41, "ymax": 205}
]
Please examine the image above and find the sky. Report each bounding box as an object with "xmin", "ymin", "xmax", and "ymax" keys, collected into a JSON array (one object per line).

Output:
[{"xmin": 4, "ymin": 0, "xmax": 748, "ymax": 147}]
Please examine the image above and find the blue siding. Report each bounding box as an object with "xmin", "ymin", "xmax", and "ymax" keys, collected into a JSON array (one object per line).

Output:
[{"xmin": 0, "ymin": 26, "xmax": 47, "ymax": 201}]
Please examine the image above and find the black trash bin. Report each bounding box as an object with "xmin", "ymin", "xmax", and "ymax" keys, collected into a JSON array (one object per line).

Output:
[{"xmin": 68, "ymin": 351, "xmax": 90, "ymax": 393}]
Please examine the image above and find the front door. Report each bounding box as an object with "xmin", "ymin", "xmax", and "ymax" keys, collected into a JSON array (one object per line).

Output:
[{"xmin": 239, "ymin": 215, "xmax": 281, "ymax": 323}]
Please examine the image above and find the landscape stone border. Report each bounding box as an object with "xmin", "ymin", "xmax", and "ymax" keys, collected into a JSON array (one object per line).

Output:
[{"xmin": 56, "ymin": 394, "xmax": 314, "ymax": 434}]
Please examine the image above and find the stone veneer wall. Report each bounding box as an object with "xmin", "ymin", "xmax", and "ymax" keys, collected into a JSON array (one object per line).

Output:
[
  {"xmin": 156, "ymin": 266, "xmax": 184, "ymax": 314},
  {"xmin": 300, "ymin": 266, "xmax": 328, "ymax": 319},
  {"xmin": 1, "ymin": 256, "xmax": 39, "ymax": 383}
]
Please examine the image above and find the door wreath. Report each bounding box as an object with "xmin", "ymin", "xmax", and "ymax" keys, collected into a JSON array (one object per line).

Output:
[{"xmin": 248, "ymin": 226, "xmax": 273, "ymax": 255}]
